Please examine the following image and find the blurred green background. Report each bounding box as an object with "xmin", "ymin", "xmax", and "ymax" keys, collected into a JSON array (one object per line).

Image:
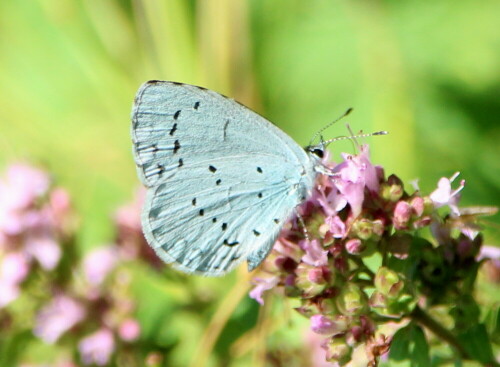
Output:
[{"xmin": 1, "ymin": 0, "xmax": 499, "ymax": 365}]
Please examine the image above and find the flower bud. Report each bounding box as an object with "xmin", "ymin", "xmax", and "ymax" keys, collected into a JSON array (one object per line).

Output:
[
  {"xmin": 336, "ymin": 284, "xmax": 368, "ymax": 316},
  {"xmin": 410, "ymin": 196, "xmax": 425, "ymax": 217},
  {"xmin": 393, "ymin": 201, "xmax": 412, "ymax": 230},
  {"xmin": 369, "ymin": 291, "xmax": 388, "ymax": 309},
  {"xmin": 324, "ymin": 337, "xmax": 352, "ymax": 365},
  {"xmin": 381, "ymin": 175, "xmax": 404, "ymax": 202},
  {"xmin": 372, "ymin": 219, "xmax": 385, "ymax": 237},
  {"xmin": 374, "ymin": 267, "xmax": 404, "ymax": 299},
  {"xmin": 351, "ymin": 219, "xmax": 373, "ymax": 240},
  {"xmin": 295, "ymin": 263, "xmax": 328, "ymax": 297},
  {"xmin": 310, "ymin": 314, "xmax": 349, "ymax": 336},
  {"xmin": 345, "ymin": 239, "xmax": 365, "ymax": 255}
]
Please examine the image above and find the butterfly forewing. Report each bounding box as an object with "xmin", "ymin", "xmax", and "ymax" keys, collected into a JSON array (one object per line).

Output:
[{"xmin": 132, "ymin": 81, "xmax": 315, "ymax": 275}]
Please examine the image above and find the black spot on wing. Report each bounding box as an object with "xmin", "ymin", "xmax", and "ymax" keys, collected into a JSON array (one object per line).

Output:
[
  {"xmin": 192, "ymin": 198, "xmax": 196, "ymax": 206},
  {"xmin": 169, "ymin": 123, "xmax": 177, "ymax": 136},
  {"xmin": 216, "ymin": 179, "xmax": 221, "ymax": 186},
  {"xmin": 209, "ymin": 165, "xmax": 217, "ymax": 173},
  {"xmin": 174, "ymin": 110, "xmax": 181, "ymax": 120},
  {"xmin": 223, "ymin": 239, "xmax": 239, "ymax": 247},
  {"xmin": 173, "ymin": 140, "xmax": 180, "ymax": 154},
  {"xmin": 253, "ymin": 230, "xmax": 261, "ymax": 236},
  {"xmin": 178, "ymin": 158, "xmax": 183, "ymax": 167},
  {"xmin": 199, "ymin": 209, "xmax": 205, "ymax": 216},
  {"xmin": 257, "ymin": 167, "xmax": 263, "ymax": 173},
  {"xmin": 194, "ymin": 101, "xmax": 200, "ymax": 110}
]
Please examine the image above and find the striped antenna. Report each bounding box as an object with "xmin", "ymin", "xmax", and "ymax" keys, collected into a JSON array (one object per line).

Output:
[{"xmin": 309, "ymin": 108, "xmax": 353, "ymax": 146}]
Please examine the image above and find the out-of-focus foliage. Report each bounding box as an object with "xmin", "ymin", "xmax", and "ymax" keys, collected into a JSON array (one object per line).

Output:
[{"xmin": 0, "ymin": 1, "xmax": 499, "ymax": 366}]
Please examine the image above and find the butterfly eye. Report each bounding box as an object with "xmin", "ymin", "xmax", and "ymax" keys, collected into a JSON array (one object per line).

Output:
[{"xmin": 311, "ymin": 148, "xmax": 324, "ymax": 158}]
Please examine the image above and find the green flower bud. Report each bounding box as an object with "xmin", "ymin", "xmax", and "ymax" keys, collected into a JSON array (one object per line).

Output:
[
  {"xmin": 380, "ymin": 175, "xmax": 404, "ymax": 202},
  {"xmin": 352, "ymin": 219, "xmax": 373, "ymax": 241},
  {"xmin": 336, "ymin": 284, "xmax": 368, "ymax": 316},
  {"xmin": 374, "ymin": 267, "xmax": 404, "ymax": 299},
  {"xmin": 295, "ymin": 263, "xmax": 327, "ymax": 298},
  {"xmin": 325, "ymin": 337, "xmax": 352, "ymax": 365}
]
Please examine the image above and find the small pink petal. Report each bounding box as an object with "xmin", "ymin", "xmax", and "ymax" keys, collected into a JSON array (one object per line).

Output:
[
  {"xmin": 83, "ymin": 246, "xmax": 119, "ymax": 286},
  {"xmin": 79, "ymin": 328, "xmax": 115, "ymax": 366},
  {"xmin": 34, "ymin": 295, "xmax": 86, "ymax": 343},
  {"xmin": 118, "ymin": 319, "xmax": 141, "ymax": 342}
]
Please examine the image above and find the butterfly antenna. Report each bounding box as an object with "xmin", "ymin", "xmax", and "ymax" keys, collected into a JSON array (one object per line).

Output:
[
  {"xmin": 322, "ymin": 130, "xmax": 388, "ymax": 147},
  {"xmin": 309, "ymin": 108, "xmax": 353, "ymax": 146}
]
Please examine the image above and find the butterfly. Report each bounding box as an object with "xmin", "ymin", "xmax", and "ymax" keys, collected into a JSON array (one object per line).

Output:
[{"xmin": 131, "ymin": 80, "xmax": 326, "ymax": 276}]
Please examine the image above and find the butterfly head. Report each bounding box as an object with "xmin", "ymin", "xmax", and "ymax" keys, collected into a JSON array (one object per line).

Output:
[{"xmin": 305, "ymin": 145, "xmax": 325, "ymax": 160}]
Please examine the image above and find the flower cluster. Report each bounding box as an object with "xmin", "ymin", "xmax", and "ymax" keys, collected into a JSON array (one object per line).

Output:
[
  {"xmin": 0, "ymin": 164, "xmax": 72, "ymax": 307},
  {"xmin": 0, "ymin": 164, "xmax": 150, "ymax": 366},
  {"xmin": 250, "ymin": 146, "xmax": 498, "ymax": 366}
]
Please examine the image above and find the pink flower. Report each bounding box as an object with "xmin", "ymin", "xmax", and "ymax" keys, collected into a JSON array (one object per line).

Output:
[
  {"xmin": 25, "ymin": 232, "xmax": 61, "ymax": 270},
  {"xmin": 310, "ymin": 314, "xmax": 348, "ymax": 336},
  {"xmin": 118, "ymin": 318, "xmax": 141, "ymax": 342},
  {"xmin": 1, "ymin": 252, "xmax": 30, "ymax": 285},
  {"xmin": 0, "ymin": 164, "xmax": 49, "ymax": 211},
  {"xmin": 305, "ymin": 330, "xmax": 336, "ymax": 367},
  {"xmin": 0, "ymin": 282, "xmax": 20, "ymax": 307},
  {"xmin": 312, "ymin": 175, "xmax": 347, "ymax": 216},
  {"xmin": 114, "ymin": 189, "xmax": 144, "ymax": 233},
  {"xmin": 34, "ymin": 295, "xmax": 86, "ymax": 343},
  {"xmin": 333, "ymin": 145, "xmax": 379, "ymax": 216},
  {"xmin": 430, "ymin": 172, "xmax": 464, "ymax": 215},
  {"xmin": 301, "ymin": 239, "xmax": 328, "ymax": 267},
  {"xmin": 78, "ymin": 328, "xmax": 115, "ymax": 366},
  {"xmin": 83, "ymin": 246, "xmax": 119, "ymax": 286},
  {"xmin": 326, "ymin": 216, "xmax": 346, "ymax": 238},
  {"xmin": 0, "ymin": 252, "xmax": 30, "ymax": 307},
  {"xmin": 249, "ymin": 276, "xmax": 279, "ymax": 305},
  {"xmin": 478, "ymin": 245, "xmax": 500, "ymax": 261}
]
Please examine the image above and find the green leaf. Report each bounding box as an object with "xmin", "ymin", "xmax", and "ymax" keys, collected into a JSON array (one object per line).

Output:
[
  {"xmin": 390, "ymin": 325, "xmax": 412, "ymax": 361},
  {"xmin": 409, "ymin": 325, "xmax": 431, "ymax": 367},
  {"xmin": 389, "ymin": 323, "xmax": 431, "ymax": 367},
  {"xmin": 457, "ymin": 324, "xmax": 495, "ymax": 364}
]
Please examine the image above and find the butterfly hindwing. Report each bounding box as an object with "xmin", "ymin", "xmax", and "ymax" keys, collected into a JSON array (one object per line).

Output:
[{"xmin": 132, "ymin": 81, "xmax": 313, "ymax": 275}]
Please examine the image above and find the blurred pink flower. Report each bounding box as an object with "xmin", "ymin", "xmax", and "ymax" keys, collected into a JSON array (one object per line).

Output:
[
  {"xmin": 25, "ymin": 233, "xmax": 61, "ymax": 270},
  {"xmin": 430, "ymin": 172, "xmax": 464, "ymax": 215},
  {"xmin": 118, "ymin": 318, "xmax": 141, "ymax": 342},
  {"xmin": 79, "ymin": 328, "xmax": 115, "ymax": 366},
  {"xmin": 310, "ymin": 314, "xmax": 348, "ymax": 336},
  {"xmin": 114, "ymin": 189, "xmax": 144, "ymax": 233},
  {"xmin": 249, "ymin": 276, "xmax": 279, "ymax": 305},
  {"xmin": 305, "ymin": 330, "xmax": 335, "ymax": 367},
  {"xmin": 83, "ymin": 246, "xmax": 118, "ymax": 286},
  {"xmin": 0, "ymin": 164, "xmax": 49, "ymax": 211},
  {"xmin": 0, "ymin": 252, "xmax": 30, "ymax": 307},
  {"xmin": 1, "ymin": 252, "xmax": 30, "ymax": 284},
  {"xmin": 34, "ymin": 295, "xmax": 86, "ymax": 343},
  {"xmin": 0, "ymin": 281, "xmax": 20, "ymax": 307}
]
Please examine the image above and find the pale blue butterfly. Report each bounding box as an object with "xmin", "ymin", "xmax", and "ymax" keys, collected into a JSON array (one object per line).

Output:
[{"xmin": 131, "ymin": 80, "xmax": 326, "ymax": 276}]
